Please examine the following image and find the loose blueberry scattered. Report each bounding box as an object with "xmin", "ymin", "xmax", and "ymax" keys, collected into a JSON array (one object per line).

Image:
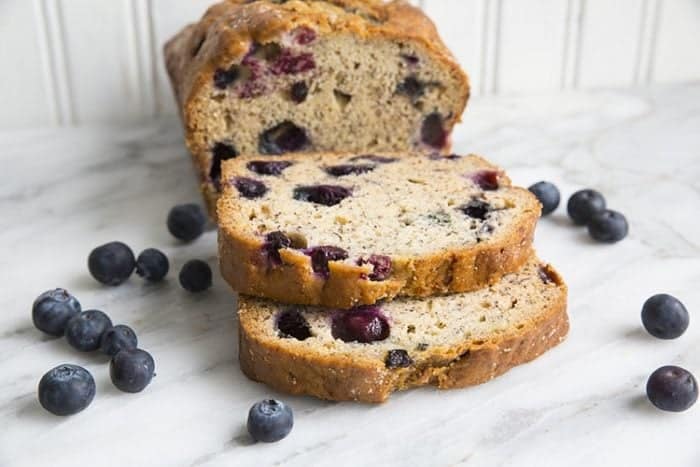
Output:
[
  {"xmin": 385, "ymin": 349, "xmax": 413, "ymax": 369},
  {"xmin": 567, "ymin": 189, "xmax": 606, "ymax": 225},
  {"xmin": 38, "ymin": 364, "xmax": 96, "ymax": 416},
  {"xmin": 135, "ymin": 248, "xmax": 169, "ymax": 282},
  {"xmin": 646, "ymin": 366, "xmax": 698, "ymax": 412},
  {"xmin": 641, "ymin": 294, "xmax": 689, "ymax": 339},
  {"xmin": 65, "ymin": 309, "xmax": 113, "ymax": 352},
  {"xmin": 458, "ymin": 199, "xmax": 491, "ymax": 220},
  {"xmin": 469, "ymin": 170, "xmax": 500, "ymax": 191},
  {"xmin": 88, "ymin": 241, "xmax": 136, "ymax": 286},
  {"xmin": 210, "ymin": 142, "xmax": 239, "ymax": 189},
  {"xmin": 110, "ymin": 348, "xmax": 155, "ymax": 393},
  {"xmin": 247, "ymin": 399, "xmax": 294, "ymax": 443},
  {"xmin": 179, "ymin": 260, "xmax": 213, "ymax": 293},
  {"xmin": 167, "ymin": 204, "xmax": 207, "ymax": 243},
  {"xmin": 263, "ymin": 231, "xmax": 292, "ymax": 266},
  {"xmin": 213, "ymin": 65, "xmax": 240, "ymax": 89},
  {"xmin": 100, "ymin": 325, "xmax": 138, "ymax": 357},
  {"xmin": 290, "ymin": 81, "xmax": 309, "ymax": 103},
  {"xmin": 587, "ymin": 209, "xmax": 628, "ymax": 243},
  {"xmin": 233, "ymin": 177, "xmax": 269, "ymax": 199},
  {"xmin": 357, "ymin": 255, "xmax": 392, "ymax": 281},
  {"xmin": 276, "ymin": 308, "xmax": 312, "ymax": 340},
  {"xmin": 528, "ymin": 181, "xmax": 560, "ymax": 216},
  {"xmin": 332, "ymin": 306, "xmax": 390, "ymax": 343},
  {"xmin": 246, "ymin": 160, "xmax": 294, "ymax": 176},
  {"xmin": 324, "ymin": 164, "xmax": 375, "ymax": 177},
  {"xmin": 421, "ymin": 112, "xmax": 447, "ymax": 149},
  {"xmin": 304, "ymin": 246, "xmax": 348, "ymax": 279},
  {"xmin": 32, "ymin": 288, "xmax": 81, "ymax": 337},
  {"xmin": 293, "ymin": 185, "xmax": 352, "ymax": 206},
  {"xmin": 349, "ymin": 155, "xmax": 397, "ymax": 164},
  {"xmin": 259, "ymin": 121, "xmax": 310, "ymax": 155}
]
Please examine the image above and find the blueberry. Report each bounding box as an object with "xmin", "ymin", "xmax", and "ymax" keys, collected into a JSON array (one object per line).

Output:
[
  {"xmin": 135, "ymin": 248, "xmax": 169, "ymax": 282},
  {"xmin": 100, "ymin": 325, "xmax": 138, "ymax": 357},
  {"xmin": 528, "ymin": 181, "xmax": 560, "ymax": 216},
  {"xmin": 167, "ymin": 204, "xmax": 207, "ymax": 243},
  {"xmin": 233, "ymin": 177, "xmax": 269, "ymax": 199},
  {"xmin": 65, "ymin": 310, "xmax": 113, "ymax": 352},
  {"xmin": 247, "ymin": 399, "xmax": 294, "ymax": 443},
  {"xmin": 458, "ymin": 199, "xmax": 491, "ymax": 220},
  {"xmin": 259, "ymin": 121, "xmax": 310, "ymax": 155},
  {"xmin": 357, "ymin": 255, "xmax": 392, "ymax": 281},
  {"xmin": 385, "ymin": 349, "xmax": 413, "ymax": 369},
  {"xmin": 110, "ymin": 348, "xmax": 155, "ymax": 393},
  {"xmin": 324, "ymin": 164, "xmax": 375, "ymax": 177},
  {"xmin": 349, "ymin": 155, "xmax": 397, "ymax": 164},
  {"xmin": 213, "ymin": 65, "xmax": 240, "ymax": 89},
  {"xmin": 262, "ymin": 231, "xmax": 292, "ymax": 266},
  {"xmin": 641, "ymin": 294, "xmax": 689, "ymax": 339},
  {"xmin": 332, "ymin": 306, "xmax": 390, "ymax": 343},
  {"xmin": 293, "ymin": 185, "xmax": 352, "ymax": 206},
  {"xmin": 269, "ymin": 50, "xmax": 315, "ymax": 75},
  {"xmin": 304, "ymin": 246, "xmax": 348, "ymax": 279},
  {"xmin": 290, "ymin": 81, "xmax": 309, "ymax": 103},
  {"xmin": 401, "ymin": 54, "xmax": 419, "ymax": 65},
  {"xmin": 88, "ymin": 241, "xmax": 136, "ymax": 286},
  {"xmin": 276, "ymin": 308, "xmax": 312, "ymax": 340},
  {"xmin": 210, "ymin": 142, "xmax": 239, "ymax": 189},
  {"xmin": 32, "ymin": 288, "xmax": 81, "ymax": 337},
  {"xmin": 293, "ymin": 26, "xmax": 316, "ymax": 45},
  {"xmin": 567, "ymin": 189, "xmax": 606, "ymax": 225},
  {"xmin": 588, "ymin": 209, "xmax": 628, "ymax": 243},
  {"xmin": 38, "ymin": 364, "xmax": 96, "ymax": 416},
  {"xmin": 469, "ymin": 170, "xmax": 500, "ymax": 191},
  {"xmin": 246, "ymin": 160, "xmax": 294, "ymax": 176},
  {"xmin": 396, "ymin": 76, "xmax": 425, "ymax": 100},
  {"xmin": 179, "ymin": 259, "xmax": 213, "ymax": 293},
  {"xmin": 421, "ymin": 112, "xmax": 447, "ymax": 149},
  {"xmin": 646, "ymin": 366, "xmax": 698, "ymax": 412}
]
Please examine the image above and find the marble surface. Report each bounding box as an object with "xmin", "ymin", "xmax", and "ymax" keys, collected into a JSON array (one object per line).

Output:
[{"xmin": 1, "ymin": 84, "xmax": 699, "ymax": 467}]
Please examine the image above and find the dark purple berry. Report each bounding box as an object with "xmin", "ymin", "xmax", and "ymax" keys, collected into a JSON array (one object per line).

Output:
[
  {"xmin": 38, "ymin": 364, "xmax": 96, "ymax": 416},
  {"xmin": 210, "ymin": 142, "xmax": 238, "ymax": 189},
  {"xmin": 32, "ymin": 288, "xmax": 81, "ymax": 337},
  {"xmin": 247, "ymin": 399, "xmax": 294, "ymax": 443},
  {"xmin": 357, "ymin": 255, "xmax": 392, "ymax": 281},
  {"xmin": 304, "ymin": 246, "xmax": 348, "ymax": 279},
  {"xmin": 332, "ymin": 306, "xmax": 390, "ymax": 343},
  {"xmin": 293, "ymin": 185, "xmax": 352, "ymax": 206},
  {"xmin": 110, "ymin": 348, "xmax": 155, "ymax": 393},
  {"xmin": 385, "ymin": 349, "xmax": 412, "ymax": 368},
  {"xmin": 290, "ymin": 81, "xmax": 309, "ymax": 103},
  {"xmin": 567, "ymin": 189, "xmax": 606, "ymax": 225},
  {"xmin": 65, "ymin": 310, "xmax": 113, "ymax": 352},
  {"xmin": 270, "ymin": 50, "xmax": 315, "ymax": 75},
  {"xmin": 167, "ymin": 204, "xmax": 207, "ymax": 242},
  {"xmin": 469, "ymin": 170, "xmax": 500, "ymax": 191},
  {"xmin": 100, "ymin": 325, "xmax": 138, "ymax": 357},
  {"xmin": 421, "ymin": 112, "xmax": 448, "ymax": 149},
  {"xmin": 646, "ymin": 366, "xmax": 698, "ymax": 412},
  {"xmin": 213, "ymin": 66, "xmax": 240, "ymax": 89},
  {"xmin": 588, "ymin": 210, "xmax": 628, "ymax": 243},
  {"xmin": 263, "ymin": 231, "xmax": 292, "ymax": 266},
  {"xmin": 179, "ymin": 260, "xmax": 212, "ymax": 293},
  {"xmin": 276, "ymin": 308, "xmax": 312, "ymax": 341},
  {"xmin": 458, "ymin": 199, "xmax": 491, "ymax": 220},
  {"xmin": 324, "ymin": 164, "xmax": 375, "ymax": 177},
  {"xmin": 641, "ymin": 294, "xmax": 689, "ymax": 339},
  {"xmin": 349, "ymin": 155, "xmax": 397, "ymax": 164},
  {"xmin": 246, "ymin": 160, "xmax": 294, "ymax": 176},
  {"xmin": 259, "ymin": 121, "xmax": 310, "ymax": 155},
  {"xmin": 135, "ymin": 248, "xmax": 169, "ymax": 282},
  {"xmin": 528, "ymin": 181, "xmax": 560, "ymax": 216},
  {"xmin": 233, "ymin": 177, "xmax": 268, "ymax": 199},
  {"xmin": 293, "ymin": 26, "xmax": 317, "ymax": 45},
  {"xmin": 88, "ymin": 242, "xmax": 135, "ymax": 286},
  {"xmin": 396, "ymin": 76, "xmax": 425, "ymax": 99},
  {"xmin": 401, "ymin": 54, "xmax": 419, "ymax": 65}
]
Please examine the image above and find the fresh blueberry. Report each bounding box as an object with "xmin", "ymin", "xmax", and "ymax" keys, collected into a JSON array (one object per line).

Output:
[
  {"xmin": 528, "ymin": 181, "xmax": 560, "ymax": 216},
  {"xmin": 38, "ymin": 364, "xmax": 96, "ymax": 416},
  {"xmin": 263, "ymin": 231, "xmax": 292, "ymax": 266},
  {"xmin": 469, "ymin": 170, "xmax": 500, "ymax": 191},
  {"xmin": 233, "ymin": 177, "xmax": 269, "ymax": 199},
  {"xmin": 65, "ymin": 310, "xmax": 113, "ymax": 352},
  {"xmin": 210, "ymin": 142, "xmax": 238, "ymax": 189},
  {"xmin": 332, "ymin": 306, "xmax": 390, "ymax": 343},
  {"xmin": 458, "ymin": 199, "xmax": 491, "ymax": 220},
  {"xmin": 646, "ymin": 366, "xmax": 698, "ymax": 412},
  {"xmin": 293, "ymin": 185, "xmax": 352, "ymax": 206},
  {"xmin": 421, "ymin": 112, "xmax": 447, "ymax": 149},
  {"xmin": 357, "ymin": 255, "xmax": 392, "ymax": 281},
  {"xmin": 276, "ymin": 308, "xmax": 312, "ymax": 340},
  {"xmin": 167, "ymin": 204, "xmax": 207, "ymax": 243},
  {"xmin": 259, "ymin": 121, "xmax": 310, "ymax": 155},
  {"xmin": 32, "ymin": 288, "xmax": 81, "ymax": 337},
  {"xmin": 247, "ymin": 399, "xmax": 294, "ymax": 443},
  {"xmin": 88, "ymin": 241, "xmax": 136, "ymax": 286},
  {"xmin": 290, "ymin": 81, "xmax": 309, "ymax": 103},
  {"xmin": 567, "ymin": 189, "xmax": 606, "ymax": 225},
  {"xmin": 385, "ymin": 349, "xmax": 413, "ymax": 368},
  {"xmin": 213, "ymin": 65, "xmax": 240, "ymax": 89},
  {"xmin": 135, "ymin": 248, "xmax": 169, "ymax": 282},
  {"xmin": 349, "ymin": 155, "xmax": 397, "ymax": 164},
  {"xmin": 246, "ymin": 160, "xmax": 294, "ymax": 176},
  {"xmin": 304, "ymin": 246, "xmax": 348, "ymax": 279},
  {"xmin": 324, "ymin": 164, "xmax": 375, "ymax": 177},
  {"xmin": 110, "ymin": 348, "xmax": 155, "ymax": 393},
  {"xmin": 588, "ymin": 210, "xmax": 628, "ymax": 243},
  {"xmin": 100, "ymin": 325, "xmax": 138, "ymax": 357},
  {"xmin": 179, "ymin": 259, "xmax": 213, "ymax": 293},
  {"xmin": 641, "ymin": 294, "xmax": 689, "ymax": 339}
]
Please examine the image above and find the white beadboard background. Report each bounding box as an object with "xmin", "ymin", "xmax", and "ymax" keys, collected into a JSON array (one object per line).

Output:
[{"xmin": 1, "ymin": 0, "xmax": 699, "ymax": 128}]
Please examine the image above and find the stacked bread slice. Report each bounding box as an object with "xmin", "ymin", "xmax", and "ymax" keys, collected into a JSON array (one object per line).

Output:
[{"xmin": 165, "ymin": 0, "xmax": 569, "ymax": 402}]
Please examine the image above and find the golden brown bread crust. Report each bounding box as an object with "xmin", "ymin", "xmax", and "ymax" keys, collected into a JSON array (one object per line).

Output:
[
  {"xmin": 238, "ymin": 263, "xmax": 569, "ymax": 402},
  {"xmin": 164, "ymin": 0, "xmax": 470, "ymax": 218}
]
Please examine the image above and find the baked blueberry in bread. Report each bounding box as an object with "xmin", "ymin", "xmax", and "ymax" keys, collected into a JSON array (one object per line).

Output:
[
  {"xmin": 238, "ymin": 258, "xmax": 569, "ymax": 402},
  {"xmin": 217, "ymin": 152, "xmax": 541, "ymax": 308},
  {"xmin": 164, "ymin": 0, "xmax": 470, "ymax": 216}
]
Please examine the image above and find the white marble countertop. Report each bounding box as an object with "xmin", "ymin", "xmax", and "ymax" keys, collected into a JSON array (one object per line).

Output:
[{"xmin": 2, "ymin": 84, "xmax": 699, "ymax": 467}]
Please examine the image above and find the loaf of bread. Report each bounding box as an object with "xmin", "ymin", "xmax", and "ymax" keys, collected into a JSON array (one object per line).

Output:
[
  {"xmin": 164, "ymin": 0, "xmax": 470, "ymax": 216},
  {"xmin": 238, "ymin": 257, "xmax": 568, "ymax": 402},
  {"xmin": 218, "ymin": 151, "xmax": 540, "ymax": 308}
]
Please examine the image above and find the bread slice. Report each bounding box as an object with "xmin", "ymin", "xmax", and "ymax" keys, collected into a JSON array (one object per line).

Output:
[
  {"xmin": 238, "ymin": 257, "xmax": 568, "ymax": 402},
  {"xmin": 164, "ymin": 0, "xmax": 469, "ymax": 216},
  {"xmin": 218, "ymin": 152, "xmax": 541, "ymax": 308}
]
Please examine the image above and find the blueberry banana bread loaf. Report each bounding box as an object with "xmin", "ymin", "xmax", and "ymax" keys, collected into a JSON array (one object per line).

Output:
[
  {"xmin": 164, "ymin": 0, "xmax": 470, "ymax": 216},
  {"xmin": 238, "ymin": 257, "xmax": 568, "ymax": 402},
  {"xmin": 218, "ymin": 152, "xmax": 541, "ymax": 308}
]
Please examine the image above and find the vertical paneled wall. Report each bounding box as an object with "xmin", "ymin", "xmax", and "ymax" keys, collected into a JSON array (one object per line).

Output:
[{"xmin": 1, "ymin": 0, "xmax": 698, "ymax": 128}]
